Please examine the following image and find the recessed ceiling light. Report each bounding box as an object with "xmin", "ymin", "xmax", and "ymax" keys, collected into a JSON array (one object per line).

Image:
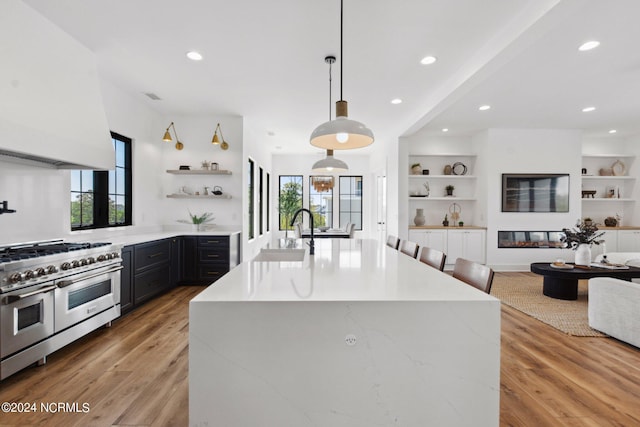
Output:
[
  {"xmin": 442, "ymin": 128, "xmax": 449, "ymax": 132},
  {"xmin": 420, "ymin": 56, "xmax": 437, "ymax": 65},
  {"xmin": 578, "ymin": 41, "xmax": 600, "ymax": 51},
  {"xmin": 186, "ymin": 51, "xmax": 203, "ymax": 61},
  {"xmin": 275, "ymin": 145, "xmax": 282, "ymax": 150},
  {"xmin": 267, "ymin": 131, "xmax": 275, "ymax": 136},
  {"xmin": 391, "ymin": 98, "xmax": 402, "ymax": 104},
  {"xmin": 582, "ymin": 106, "xmax": 596, "ymax": 112},
  {"xmin": 478, "ymin": 105, "xmax": 491, "ymax": 111},
  {"xmin": 609, "ymin": 129, "xmax": 617, "ymax": 134}
]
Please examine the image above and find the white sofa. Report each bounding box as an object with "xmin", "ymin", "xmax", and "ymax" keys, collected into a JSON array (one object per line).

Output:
[
  {"xmin": 589, "ymin": 277, "xmax": 640, "ymax": 348},
  {"xmin": 594, "ymin": 252, "xmax": 640, "ymax": 267}
]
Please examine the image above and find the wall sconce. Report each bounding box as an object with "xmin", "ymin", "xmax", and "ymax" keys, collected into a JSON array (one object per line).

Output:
[
  {"xmin": 211, "ymin": 123, "xmax": 229, "ymax": 150},
  {"xmin": 162, "ymin": 122, "xmax": 184, "ymax": 150}
]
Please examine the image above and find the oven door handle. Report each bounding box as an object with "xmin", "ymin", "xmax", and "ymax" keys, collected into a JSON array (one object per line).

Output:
[
  {"xmin": 3, "ymin": 284, "xmax": 58, "ymax": 304},
  {"xmin": 57, "ymin": 266, "xmax": 124, "ymax": 288}
]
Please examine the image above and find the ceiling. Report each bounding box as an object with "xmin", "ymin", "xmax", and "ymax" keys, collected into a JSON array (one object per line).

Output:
[{"xmin": 24, "ymin": 0, "xmax": 640, "ymax": 154}]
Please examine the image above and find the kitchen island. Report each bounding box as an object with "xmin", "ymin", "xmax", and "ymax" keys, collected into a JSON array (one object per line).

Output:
[{"xmin": 190, "ymin": 238, "xmax": 500, "ymax": 426}]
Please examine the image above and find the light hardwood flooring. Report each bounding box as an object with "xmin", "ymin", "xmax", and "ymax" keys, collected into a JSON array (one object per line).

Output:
[{"xmin": 1, "ymin": 274, "xmax": 640, "ymax": 426}]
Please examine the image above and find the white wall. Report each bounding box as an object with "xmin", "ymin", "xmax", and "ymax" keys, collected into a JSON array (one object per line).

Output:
[
  {"xmin": 242, "ymin": 120, "xmax": 273, "ymax": 261},
  {"xmin": 484, "ymin": 129, "xmax": 583, "ymax": 270}
]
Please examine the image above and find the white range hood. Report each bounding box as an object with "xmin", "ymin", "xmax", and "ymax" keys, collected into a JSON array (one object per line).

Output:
[{"xmin": 0, "ymin": 2, "xmax": 114, "ymax": 170}]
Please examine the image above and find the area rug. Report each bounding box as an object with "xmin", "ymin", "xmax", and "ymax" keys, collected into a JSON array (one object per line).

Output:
[{"xmin": 491, "ymin": 274, "xmax": 605, "ymax": 337}]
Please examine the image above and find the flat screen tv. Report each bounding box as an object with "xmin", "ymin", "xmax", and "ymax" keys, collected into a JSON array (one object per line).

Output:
[{"xmin": 502, "ymin": 173, "xmax": 569, "ymax": 212}]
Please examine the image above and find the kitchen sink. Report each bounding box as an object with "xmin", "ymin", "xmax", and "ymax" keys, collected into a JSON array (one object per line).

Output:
[{"xmin": 253, "ymin": 248, "xmax": 306, "ymax": 262}]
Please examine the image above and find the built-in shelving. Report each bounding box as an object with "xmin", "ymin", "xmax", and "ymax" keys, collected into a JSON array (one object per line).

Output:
[
  {"xmin": 166, "ymin": 194, "xmax": 232, "ymax": 199},
  {"xmin": 409, "ymin": 197, "xmax": 476, "ymax": 201},
  {"xmin": 166, "ymin": 169, "xmax": 232, "ymax": 175}
]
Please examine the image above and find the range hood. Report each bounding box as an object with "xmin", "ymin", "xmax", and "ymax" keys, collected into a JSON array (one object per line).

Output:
[{"xmin": 0, "ymin": 2, "xmax": 114, "ymax": 170}]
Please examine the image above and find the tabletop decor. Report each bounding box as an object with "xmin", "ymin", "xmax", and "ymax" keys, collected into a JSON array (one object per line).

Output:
[
  {"xmin": 560, "ymin": 219, "xmax": 605, "ymax": 266},
  {"xmin": 178, "ymin": 211, "xmax": 215, "ymax": 231}
]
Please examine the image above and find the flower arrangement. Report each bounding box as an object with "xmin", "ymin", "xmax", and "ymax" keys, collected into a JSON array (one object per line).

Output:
[{"xmin": 560, "ymin": 219, "xmax": 605, "ymax": 249}]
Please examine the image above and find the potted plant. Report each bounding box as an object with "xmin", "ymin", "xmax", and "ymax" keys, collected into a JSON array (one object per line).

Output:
[
  {"xmin": 442, "ymin": 214, "xmax": 449, "ymax": 227},
  {"xmin": 445, "ymin": 185, "xmax": 455, "ymax": 196},
  {"xmin": 179, "ymin": 211, "xmax": 214, "ymax": 232},
  {"xmin": 411, "ymin": 163, "xmax": 422, "ymax": 175},
  {"xmin": 458, "ymin": 221, "xmax": 464, "ymax": 227},
  {"xmin": 560, "ymin": 219, "xmax": 605, "ymax": 266}
]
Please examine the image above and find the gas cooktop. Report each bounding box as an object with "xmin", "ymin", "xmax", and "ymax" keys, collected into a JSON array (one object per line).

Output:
[{"xmin": 0, "ymin": 241, "xmax": 112, "ymax": 263}]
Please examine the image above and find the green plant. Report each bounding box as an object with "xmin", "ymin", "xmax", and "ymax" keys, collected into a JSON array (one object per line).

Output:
[
  {"xmin": 188, "ymin": 211, "xmax": 214, "ymax": 224},
  {"xmin": 445, "ymin": 185, "xmax": 455, "ymax": 191},
  {"xmin": 278, "ymin": 180, "xmax": 303, "ymax": 230},
  {"xmin": 411, "ymin": 163, "xmax": 421, "ymax": 168},
  {"xmin": 458, "ymin": 221, "xmax": 464, "ymax": 226}
]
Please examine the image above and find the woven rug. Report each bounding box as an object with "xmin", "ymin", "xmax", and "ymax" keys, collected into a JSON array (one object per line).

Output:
[{"xmin": 491, "ymin": 274, "xmax": 605, "ymax": 337}]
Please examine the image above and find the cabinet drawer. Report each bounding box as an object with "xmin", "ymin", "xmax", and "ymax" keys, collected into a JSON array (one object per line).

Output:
[
  {"xmin": 197, "ymin": 265, "xmax": 228, "ymax": 282},
  {"xmin": 134, "ymin": 265, "xmax": 171, "ymax": 304},
  {"xmin": 198, "ymin": 236, "xmax": 229, "ymax": 247},
  {"xmin": 135, "ymin": 239, "xmax": 171, "ymax": 272},
  {"xmin": 198, "ymin": 247, "xmax": 229, "ymax": 264}
]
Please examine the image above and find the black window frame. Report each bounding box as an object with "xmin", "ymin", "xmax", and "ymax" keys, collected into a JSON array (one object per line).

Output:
[
  {"xmin": 70, "ymin": 131, "xmax": 132, "ymax": 230},
  {"xmin": 278, "ymin": 175, "xmax": 303, "ymax": 231},
  {"xmin": 248, "ymin": 158, "xmax": 255, "ymax": 239},
  {"xmin": 339, "ymin": 175, "xmax": 363, "ymax": 230}
]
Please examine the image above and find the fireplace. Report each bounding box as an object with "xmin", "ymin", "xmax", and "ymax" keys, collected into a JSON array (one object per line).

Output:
[{"xmin": 498, "ymin": 231, "xmax": 565, "ymax": 248}]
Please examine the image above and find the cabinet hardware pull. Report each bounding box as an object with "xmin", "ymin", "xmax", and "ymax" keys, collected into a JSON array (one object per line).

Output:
[
  {"xmin": 207, "ymin": 272, "xmax": 221, "ymax": 275},
  {"xmin": 206, "ymin": 240, "xmax": 220, "ymax": 244},
  {"xmin": 148, "ymin": 253, "xmax": 163, "ymax": 258},
  {"xmin": 207, "ymin": 254, "xmax": 219, "ymax": 258}
]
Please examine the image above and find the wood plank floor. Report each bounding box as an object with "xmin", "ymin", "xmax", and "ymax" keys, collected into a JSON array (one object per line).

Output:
[{"xmin": 1, "ymin": 274, "xmax": 640, "ymax": 426}]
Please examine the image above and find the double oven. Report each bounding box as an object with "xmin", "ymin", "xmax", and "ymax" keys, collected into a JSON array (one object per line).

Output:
[{"xmin": 0, "ymin": 240, "xmax": 122, "ymax": 380}]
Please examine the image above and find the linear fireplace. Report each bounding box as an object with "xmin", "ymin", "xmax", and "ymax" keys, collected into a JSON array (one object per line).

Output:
[{"xmin": 498, "ymin": 231, "xmax": 565, "ymax": 248}]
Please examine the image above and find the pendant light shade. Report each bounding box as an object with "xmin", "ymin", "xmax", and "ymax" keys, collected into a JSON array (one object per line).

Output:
[
  {"xmin": 310, "ymin": 107, "xmax": 374, "ymax": 150},
  {"xmin": 312, "ymin": 150, "xmax": 349, "ymax": 173},
  {"xmin": 309, "ymin": 0, "xmax": 374, "ymax": 150}
]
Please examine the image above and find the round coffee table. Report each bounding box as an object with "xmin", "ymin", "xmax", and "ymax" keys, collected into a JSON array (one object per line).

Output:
[{"xmin": 530, "ymin": 262, "xmax": 640, "ymax": 300}]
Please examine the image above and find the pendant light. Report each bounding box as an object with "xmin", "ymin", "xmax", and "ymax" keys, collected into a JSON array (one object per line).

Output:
[
  {"xmin": 312, "ymin": 56, "xmax": 349, "ymax": 173},
  {"xmin": 310, "ymin": 0, "xmax": 374, "ymax": 150}
]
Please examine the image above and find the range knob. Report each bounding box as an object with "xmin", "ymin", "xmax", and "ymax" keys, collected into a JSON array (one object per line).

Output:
[
  {"xmin": 71, "ymin": 260, "xmax": 81, "ymax": 268},
  {"xmin": 79, "ymin": 258, "xmax": 88, "ymax": 266},
  {"xmin": 9, "ymin": 272, "xmax": 23, "ymax": 283},
  {"xmin": 35, "ymin": 267, "xmax": 46, "ymax": 277},
  {"xmin": 97, "ymin": 254, "xmax": 107, "ymax": 262},
  {"xmin": 111, "ymin": 252, "xmax": 120, "ymax": 259},
  {"xmin": 61, "ymin": 262, "xmax": 72, "ymax": 271},
  {"xmin": 24, "ymin": 270, "xmax": 36, "ymax": 279},
  {"xmin": 46, "ymin": 265, "xmax": 58, "ymax": 274},
  {"xmin": 87, "ymin": 257, "xmax": 96, "ymax": 264}
]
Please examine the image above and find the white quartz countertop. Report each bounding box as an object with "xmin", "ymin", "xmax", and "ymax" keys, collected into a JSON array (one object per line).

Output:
[
  {"xmin": 98, "ymin": 230, "xmax": 241, "ymax": 247},
  {"xmin": 192, "ymin": 238, "xmax": 499, "ymax": 303}
]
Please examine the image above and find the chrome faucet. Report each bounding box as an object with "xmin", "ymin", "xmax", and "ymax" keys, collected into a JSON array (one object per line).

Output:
[{"xmin": 290, "ymin": 208, "xmax": 314, "ymax": 255}]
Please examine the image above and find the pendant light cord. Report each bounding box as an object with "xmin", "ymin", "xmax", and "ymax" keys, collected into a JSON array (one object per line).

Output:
[
  {"xmin": 329, "ymin": 61, "xmax": 333, "ymax": 120},
  {"xmin": 340, "ymin": 0, "xmax": 343, "ymax": 101}
]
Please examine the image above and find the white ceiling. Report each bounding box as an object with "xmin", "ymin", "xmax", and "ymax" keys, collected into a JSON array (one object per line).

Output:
[{"xmin": 24, "ymin": 0, "xmax": 640, "ymax": 154}]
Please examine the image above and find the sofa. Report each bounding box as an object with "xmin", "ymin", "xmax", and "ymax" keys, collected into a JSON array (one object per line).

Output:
[
  {"xmin": 593, "ymin": 252, "xmax": 640, "ymax": 268},
  {"xmin": 589, "ymin": 277, "xmax": 640, "ymax": 348}
]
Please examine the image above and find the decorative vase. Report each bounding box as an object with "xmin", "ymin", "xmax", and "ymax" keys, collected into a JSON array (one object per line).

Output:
[
  {"xmin": 414, "ymin": 208, "xmax": 426, "ymax": 226},
  {"xmin": 411, "ymin": 165, "xmax": 422, "ymax": 175},
  {"xmin": 574, "ymin": 243, "xmax": 591, "ymax": 266},
  {"xmin": 443, "ymin": 164, "xmax": 452, "ymax": 175},
  {"xmin": 192, "ymin": 223, "xmax": 201, "ymax": 232}
]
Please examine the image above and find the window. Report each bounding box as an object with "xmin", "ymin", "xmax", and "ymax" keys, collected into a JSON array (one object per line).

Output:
[
  {"xmin": 309, "ymin": 176, "xmax": 333, "ymax": 228},
  {"xmin": 266, "ymin": 173, "xmax": 270, "ymax": 232},
  {"xmin": 248, "ymin": 158, "xmax": 255, "ymax": 239},
  {"xmin": 279, "ymin": 175, "xmax": 303, "ymax": 230},
  {"xmin": 70, "ymin": 132, "xmax": 132, "ymax": 230},
  {"xmin": 339, "ymin": 176, "xmax": 362, "ymax": 230},
  {"xmin": 259, "ymin": 167, "xmax": 264, "ymax": 236}
]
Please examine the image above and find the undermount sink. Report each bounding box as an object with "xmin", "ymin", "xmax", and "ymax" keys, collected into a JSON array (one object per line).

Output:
[{"xmin": 254, "ymin": 248, "xmax": 306, "ymax": 262}]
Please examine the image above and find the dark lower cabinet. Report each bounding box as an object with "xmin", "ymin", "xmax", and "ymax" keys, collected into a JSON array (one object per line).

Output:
[
  {"xmin": 120, "ymin": 246, "xmax": 134, "ymax": 314},
  {"xmin": 132, "ymin": 238, "xmax": 173, "ymax": 307},
  {"xmin": 119, "ymin": 233, "xmax": 240, "ymax": 313},
  {"xmin": 180, "ymin": 234, "xmax": 240, "ymax": 285}
]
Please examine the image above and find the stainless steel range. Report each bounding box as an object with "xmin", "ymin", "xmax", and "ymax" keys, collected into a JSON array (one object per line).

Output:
[{"xmin": 0, "ymin": 239, "xmax": 122, "ymax": 380}]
